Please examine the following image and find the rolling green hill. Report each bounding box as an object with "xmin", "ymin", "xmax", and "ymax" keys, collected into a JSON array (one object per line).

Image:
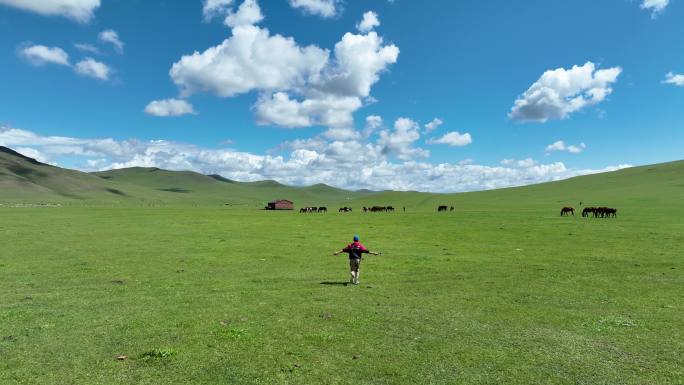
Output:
[
  {"xmin": 0, "ymin": 146, "xmax": 364, "ymax": 207},
  {"xmin": 1, "ymin": 145, "xmax": 682, "ymax": 211},
  {"xmin": 0, "ymin": 146, "xmax": 125, "ymax": 202},
  {"xmin": 355, "ymin": 160, "xmax": 684, "ymax": 215}
]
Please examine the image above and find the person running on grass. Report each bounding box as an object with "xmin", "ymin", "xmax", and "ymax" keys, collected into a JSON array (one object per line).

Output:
[{"xmin": 333, "ymin": 235, "xmax": 380, "ymax": 285}]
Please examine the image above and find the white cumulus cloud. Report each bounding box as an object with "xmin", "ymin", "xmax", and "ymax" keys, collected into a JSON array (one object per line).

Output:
[
  {"xmin": 641, "ymin": 0, "xmax": 669, "ymax": 17},
  {"xmin": 509, "ymin": 61, "xmax": 622, "ymax": 123},
  {"xmin": 363, "ymin": 115, "xmax": 383, "ymax": 137},
  {"xmin": 322, "ymin": 127, "xmax": 360, "ymax": 141},
  {"xmin": 255, "ymin": 92, "xmax": 362, "ymax": 128},
  {"xmin": 356, "ymin": 11, "xmax": 380, "ymax": 33},
  {"xmin": 74, "ymin": 57, "xmax": 110, "ymax": 80},
  {"xmin": 98, "ymin": 29, "xmax": 124, "ymax": 54},
  {"xmin": 224, "ymin": 0, "xmax": 263, "ymax": 27},
  {"xmin": 171, "ymin": 3, "xmax": 398, "ymax": 130},
  {"xmin": 377, "ymin": 117, "xmax": 429, "ymax": 160},
  {"xmin": 545, "ymin": 140, "xmax": 586, "ymax": 154},
  {"xmin": 288, "ymin": 0, "xmax": 340, "ymax": 18},
  {"xmin": 427, "ymin": 131, "xmax": 472, "ymax": 147},
  {"xmin": 0, "ymin": 0, "xmax": 100, "ymax": 22},
  {"xmin": 662, "ymin": 72, "xmax": 684, "ymax": 86},
  {"xmin": 144, "ymin": 99, "xmax": 196, "ymax": 117},
  {"xmin": 170, "ymin": 24, "xmax": 329, "ymax": 98},
  {"xmin": 0, "ymin": 124, "xmax": 632, "ymax": 193},
  {"xmin": 19, "ymin": 44, "xmax": 70, "ymax": 66},
  {"xmin": 424, "ymin": 118, "xmax": 443, "ymax": 133},
  {"xmin": 254, "ymin": 92, "xmax": 314, "ymax": 127},
  {"xmin": 319, "ymin": 31, "xmax": 399, "ymax": 98},
  {"xmin": 203, "ymin": 0, "xmax": 233, "ymax": 21},
  {"xmin": 255, "ymin": 30, "xmax": 399, "ymax": 128},
  {"xmin": 501, "ymin": 158, "xmax": 538, "ymax": 168}
]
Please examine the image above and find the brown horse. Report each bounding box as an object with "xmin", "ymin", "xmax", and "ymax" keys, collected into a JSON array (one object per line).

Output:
[
  {"xmin": 596, "ymin": 207, "xmax": 617, "ymax": 218},
  {"xmin": 560, "ymin": 207, "xmax": 575, "ymax": 216}
]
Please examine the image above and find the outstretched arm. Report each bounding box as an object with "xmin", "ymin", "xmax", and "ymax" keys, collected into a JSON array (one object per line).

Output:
[{"xmin": 334, "ymin": 245, "xmax": 351, "ymax": 255}]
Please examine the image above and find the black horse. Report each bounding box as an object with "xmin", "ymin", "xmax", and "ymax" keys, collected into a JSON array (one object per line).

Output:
[{"xmin": 560, "ymin": 207, "xmax": 575, "ymax": 216}]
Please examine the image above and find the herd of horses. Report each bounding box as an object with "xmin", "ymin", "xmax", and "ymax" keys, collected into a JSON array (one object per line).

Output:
[
  {"xmin": 297, "ymin": 205, "xmax": 458, "ymax": 213},
  {"xmin": 300, "ymin": 206, "xmax": 398, "ymax": 213},
  {"xmin": 561, "ymin": 206, "xmax": 618, "ymax": 218},
  {"xmin": 300, "ymin": 206, "xmax": 327, "ymax": 213},
  {"xmin": 296, "ymin": 204, "xmax": 617, "ymax": 217},
  {"xmin": 363, "ymin": 206, "xmax": 396, "ymax": 212},
  {"xmin": 294, "ymin": 204, "xmax": 617, "ymax": 217}
]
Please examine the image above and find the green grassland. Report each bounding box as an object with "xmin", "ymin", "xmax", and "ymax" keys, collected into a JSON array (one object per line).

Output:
[{"xmin": 1, "ymin": 147, "xmax": 683, "ymax": 384}]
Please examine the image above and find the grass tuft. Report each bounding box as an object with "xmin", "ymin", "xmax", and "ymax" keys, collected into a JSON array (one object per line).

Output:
[{"xmin": 140, "ymin": 348, "xmax": 178, "ymax": 359}]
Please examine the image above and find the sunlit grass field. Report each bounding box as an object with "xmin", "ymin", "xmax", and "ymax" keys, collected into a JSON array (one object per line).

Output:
[{"xmin": 1, "ymin": 205, "xmax": 682, "ymax": 384}]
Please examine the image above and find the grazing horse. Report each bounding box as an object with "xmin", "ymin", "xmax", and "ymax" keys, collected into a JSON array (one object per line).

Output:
[
  {"xmin": 581, "ymin": 206, "xmax": 617, "ymax": 218},
  {"xmin": 601, "ymin": 207, "xmax": 617, "ymax": 218},
  {"xmin": 438, "ymin": 205, "xmax": 448, "ymax": 212},
  {"xmin": 560, "ymin": 207, "xmax": 575, "ymax": 216},
  {"xmin": 318, "ymin": 206, "xmax": 327, "ymax": 213}
]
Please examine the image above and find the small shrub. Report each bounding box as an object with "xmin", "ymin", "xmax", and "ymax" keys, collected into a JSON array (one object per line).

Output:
[{"xmin": 140, "ymin": 348, "xmax": 177, "ymax": 359}]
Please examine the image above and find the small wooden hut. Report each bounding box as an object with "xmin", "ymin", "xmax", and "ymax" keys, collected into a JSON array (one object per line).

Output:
[{"xmin": 265, "ymin": 199, "xmax": 294, "ymax": 210}]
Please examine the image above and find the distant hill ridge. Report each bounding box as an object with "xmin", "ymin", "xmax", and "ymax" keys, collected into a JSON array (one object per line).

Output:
[
  {"xmin": 0, "ymin": 145, "xmax": 365, "ymax": 205},
  {"xmin": 1, "ymin": 145, "xmax": 683, "ymax": 210},
  {"xmin": 0, "ymin": 146, "xmax": 45, "ymax": 165}
]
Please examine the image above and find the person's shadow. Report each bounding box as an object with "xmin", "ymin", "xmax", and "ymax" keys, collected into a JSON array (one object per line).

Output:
[{"xmin": 320, "ymin": 281, "xmax": 349, "ymax": 286}]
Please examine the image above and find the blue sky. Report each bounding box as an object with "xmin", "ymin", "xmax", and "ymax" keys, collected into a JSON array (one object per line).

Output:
[{"xmin": 0, "ymin": 0, "xmax": 682, "ymax": 192}]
